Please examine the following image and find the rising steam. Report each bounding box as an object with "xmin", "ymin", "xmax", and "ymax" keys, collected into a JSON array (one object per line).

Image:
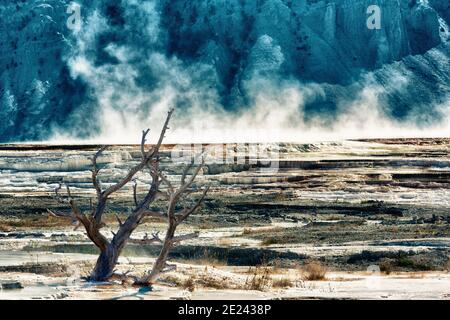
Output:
[{"xmin": 49, "ymin": 1, "xmax": 450, "ymax": 144}]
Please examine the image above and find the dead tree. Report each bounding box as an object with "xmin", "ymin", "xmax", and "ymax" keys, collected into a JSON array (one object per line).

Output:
[
  {"xmin": 135, "ymin": 160, "xmax": 210, "ymax": 285},
  {"xmin": 48, "ymin": 110, "xmax": 206, "ymax": 282}
]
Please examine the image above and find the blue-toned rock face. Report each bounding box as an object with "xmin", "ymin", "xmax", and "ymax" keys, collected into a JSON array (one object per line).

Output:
[{"xmin": 0, "ymin": 0, "xmax": 449, "ymax": 142}]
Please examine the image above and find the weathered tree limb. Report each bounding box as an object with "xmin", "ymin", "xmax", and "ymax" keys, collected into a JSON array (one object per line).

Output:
[
  {"xmin": 128, "ymin": 232, "xmax": 163, "ymax": 245},
  {"xmin": 48, "ymin": 109, "xmax": 208, "ymax": 284},
  {"xmin": 47, "ymin": 209, "xmax": 72, "ymax": 219},
  {"xmin": 132, "ymin": 179, "xmax": 139, "ymax": 207},
  {"xmin": 175, "ymin": 186, "xmax": 210, "ymax": 225},
  {"xmin": 115, "ymin": 213, "xmax": 124, "ymax": 227},
  {"xmin": 136, "ymin": 157, "xmax": 209, "ymax": 285},
  {"xmin": 91, "ymin": 145, "xmax": 108, "ymax": 198}
]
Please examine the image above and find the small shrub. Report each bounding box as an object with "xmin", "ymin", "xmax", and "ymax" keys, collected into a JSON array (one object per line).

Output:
[
  {"xmin": 302, "ymin": 261, "xmax": 327, "ymax": 281},
  {"xmin": 245, "ymin": 267, "xmax": 272, "ymax": 291},
  {"xmin": 272, "ymin": 278, "xmax": 294, "ymax": 288},
  {"xmin": 183, "ymin": 277, "xmax": 196, "ymax": 292},
  {"xmin": 195, "ymin": 275, "xmax": 230, "ymax": 289},
  {"xmin": 261, "ymin": 238, "xmax": 278, "ymax": 246},
  {"xmin": 161, "ymin": 275, "xmax": 183, "ymax": 287},
  {"xmin": 396, "ymin": 257, "xmax": 432, "ymax": 271},
  {"xmin": 183, "ymin": 248, "xmax": 226, "ymax": 267},
  {"xmin": 379, "ymin": 260, "xmax": 393, "ymax": 275}
]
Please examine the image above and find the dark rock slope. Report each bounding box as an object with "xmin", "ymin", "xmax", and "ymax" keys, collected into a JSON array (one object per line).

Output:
[{"xmin": 0, "ymin": 0, "xmax": 449, "ymax": 141}]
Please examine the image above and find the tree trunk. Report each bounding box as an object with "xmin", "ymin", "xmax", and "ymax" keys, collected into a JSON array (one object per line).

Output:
[
  {"xmin": 88, "ymin": 213, "xmax": 147, "ymax": 281},
  {"xmin": 89, "ymin": 244, "xmax": 119, "ymax": 281},
  {"xmin": 52, "ymin": 111, "xmax": 175, "ymax": 284},
  {"xmin": 138, "ymin": 224, "xmax": 176, "ymax": 285}
]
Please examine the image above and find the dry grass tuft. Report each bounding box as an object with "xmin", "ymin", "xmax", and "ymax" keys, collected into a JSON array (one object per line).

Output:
[
  {"xmin": 162, "ymin": 273, "xmax": 232, "ymax": 290},
  {"xmin": 379, "ymin": 260, "xmax": 393, "ymax": 275},
  {"xmin": 183, "ymin": 277, "xmax": 196, "ymax": 292},
  {"xmin": 196, "ymin": 249, "xmax": 227, "ymax": 267},
  {"xmin": 195, "ymin": 275, "xmax": 231, "ymax": 289},
  {"xmin": 301, "ymin": 261, "xmax": 327, "ymax": 281},
  {"xmin": 176, "ymin": 248, "xmax": 227, "ymax": 267},
  {"xmin": 272, "ymin": 277, "xmax": 294, "ymax": 288},
  {"xmin": 261, "ymin": 238, "xmax": 279, "ymax": 246},
  {"xmin": 244, "ymin": 266, "xmax": 272, "ymax": 291},
  {"xmin": 0, "ymin": 215, "xmax": 72, "ymax": 230},
  {"xmin": 161, "ymin": 275, "xmax": 184, "ymax": 286}
]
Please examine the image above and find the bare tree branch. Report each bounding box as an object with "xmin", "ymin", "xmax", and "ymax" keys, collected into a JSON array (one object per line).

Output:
[
  {"xmin": 149, "ymin": 109, "xmax": 174, "ymax": 158},
  {"xmin": 132, "ymin": 179, "xmax": 139, "ymax": 207},
  {"xmin": 161, "ymin": 264, "xmax": 177, "ymax": 273},
  {"xmin": 47, "ymin": 209, "xmax": 72, "ymax": 219},
  {"xmin": 115, "ymin": 213, "xmax": 124, "ymax": 227},
  {"xmin": 175, "ymin": 186, "xmax": 210, "ymax": 225},
  {"xmin": 65, "ymin": 184, "xmax": 72, "ymax": 199},
  {"xmin": 73, "ymin": 222, "xmax": 82, "ymax": 231},
  {"xmin": 181, "ymin": 162, "xmax": 194, "ymax": 185},
  {"xmin": 52, "ymin": 183, "xmax": 109, "ymax": 251},
  {"xmin": 157, "ymin": 170, "xmax": 174, "ymax": 194},
  {"xmin": 140, "ymin": 129, "xmax": 150, "ymax": 159},
  {"xmin": 136, "ymin": 159, "xmax": 208, "ymax": 285},
  {"xmin": 175, "ymin": 158, "xmax": 205, "ymax": 199},
  {"xmin": 53, "ymin": 184, "xmax": 68, "ymax": 204},
  {"xmin": 47, "ymin": 108, "xmax": 208, "ymax": 284},
  {"xmin": 100, "ymin": 110, "xmax": 174, "ymax": 211},
  {"xmin": 129, "ymin": 232, "xmax": 163, "ymax": 245},
  {"xmin": 91, "ymin": 145, "xmax": 108, "ymax": 198}
]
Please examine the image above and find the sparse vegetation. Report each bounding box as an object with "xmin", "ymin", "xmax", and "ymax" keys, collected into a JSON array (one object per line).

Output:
[
  {"xmin": 348, "ymin": 250, "xmax": 440, "ymax": 272},
  {"xmin": 379, "ymin": 260, "xmax": 393, "ymax": 275},
  {"xmin": 301, "ymin": 261, "xmax": 327, "ymax": 281},
  {"xmin": 165, "ymin": 271, "xmax": 238, "ymax": 290},
  {"xmin": 242, "ymin": 226, "xmax": 284, "ymax": 237},
  {"xmin": 396, "ymin": 257, "xmax": 433, "ymax": 271},
  {"xmin": 1, "ymin": 136, "xmax": 450, "ymax": 299},
  {"xmin": 0, "ymin": 261, "xmax": 92, "ymax": 277},
  {"xmin": 183, "ymin": 277, "xmax": 196, "ymax": 292},
  {"xmin": 0, "ymin": 215, "xmax": 72, "ymax": 230},
  {"xmin": 195, "ymin": 274, "xmax": 232, "ymax": 290},
  {"xmin": 261, "ymin": 238, "xmax": 279, "ymax": 246},
  {"xmin": 160, "ymin": 265, "xmax": 297, "ymax": 292},
  {"xmin": 244, "ymin": 266, "xmax": 272, "ymax": 291},
  {"xmin": 243, "ymin": 220, "xmax": 450, "ymax": 245},
  {"xmin": 272, "ymin": 277, "xmax": 294, "ymax": 288},
  {"xmin": 160, "ymin": 274, "xmax": 184, "ymax": 286},
  {"xmin": 242, "ymin": 227, "xmax": 286, "ymax": 236},
  {"xmin": 175, "ymin": 248, "xmax": 227, "ymax": 267}
]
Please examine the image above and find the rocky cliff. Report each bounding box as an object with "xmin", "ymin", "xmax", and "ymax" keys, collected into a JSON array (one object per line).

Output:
[{"xmin": 0, "ymin": 0, "xmax": 449, "ymax": 142}]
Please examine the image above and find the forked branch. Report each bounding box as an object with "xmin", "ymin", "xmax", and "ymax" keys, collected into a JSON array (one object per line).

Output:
[
  {"xmin": 137, "ymin": 158, "xmax": 209, "ymax": 285},
  {"xmin": 47, "ymin": 108, "xmax": 209, "ymax": 284}
]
